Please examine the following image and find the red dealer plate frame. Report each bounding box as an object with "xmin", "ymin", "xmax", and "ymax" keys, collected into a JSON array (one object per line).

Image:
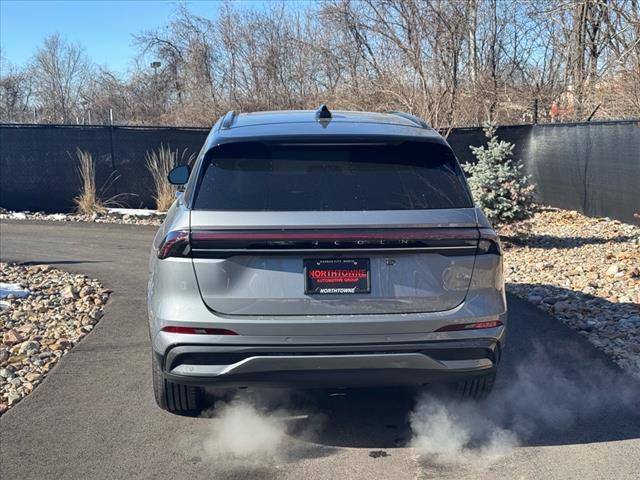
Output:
[{"xmin": 304, "ymin": 258, "xmax": 371, "ymax": 295}]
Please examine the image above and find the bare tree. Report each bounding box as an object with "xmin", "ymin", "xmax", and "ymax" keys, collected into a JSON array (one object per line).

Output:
[
  {"xmin": 0, "ymin": 54, "xmax": 34, "ymax": 123},
  {"xmin": 30, "ymin": 34, "xmax": 92, "ymax": 123},
  {"xmin": 2, "ymin": 1, "xmax": 638, "ymax": 127}
]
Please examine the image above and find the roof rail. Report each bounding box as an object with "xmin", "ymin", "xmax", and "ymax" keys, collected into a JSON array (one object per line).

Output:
[
  {"xmin": 220, "ymin": 110, "xmax": 237, "ymax": 129},
  {"xmin": 315, "ymin": 104, "xmax": 332, "ymax": 120},
  {"xmin": 387, "ymin": 111, "xmax": 430, "ymax": 129}
]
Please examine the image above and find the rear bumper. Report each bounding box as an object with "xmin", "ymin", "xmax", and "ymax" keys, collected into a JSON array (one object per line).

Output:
[{"xmin": 158, "ymin": 338, "xmax": 501, "ymax": 388}]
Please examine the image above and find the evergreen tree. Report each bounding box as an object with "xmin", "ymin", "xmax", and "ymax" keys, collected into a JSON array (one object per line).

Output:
[{"xmin": 463, "ymin": 124, "xmax": 535, "ymax": 224}]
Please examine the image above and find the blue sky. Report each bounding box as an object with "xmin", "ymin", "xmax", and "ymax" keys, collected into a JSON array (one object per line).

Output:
[{"xmin": 0, "ymin": 0, "xmax": 259, "ymax": 74}]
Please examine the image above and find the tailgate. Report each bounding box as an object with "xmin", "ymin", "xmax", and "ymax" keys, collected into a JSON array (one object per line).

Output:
[{"xmin": 190, "ymin": 210, "xmax": 479, "ymax": 316}]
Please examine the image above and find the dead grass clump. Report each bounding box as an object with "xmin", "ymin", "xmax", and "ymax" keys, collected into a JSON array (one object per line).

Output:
[
  {"xmin": 74, "ymin": 148, "xmax": 106, "ymax": 215},
  {"xmin": 146, "ymin": 145, "xmax": 194, "ymax": 211}
]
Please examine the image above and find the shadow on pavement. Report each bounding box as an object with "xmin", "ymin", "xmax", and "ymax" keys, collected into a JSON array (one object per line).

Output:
[{"xmin": 17, "ymin": 260, "xmax": 104, "ymax": 266}]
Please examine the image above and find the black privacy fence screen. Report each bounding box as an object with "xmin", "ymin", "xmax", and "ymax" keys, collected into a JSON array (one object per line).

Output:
[{"xmin": 1, "ymin": 120, "xmax": 638, "ymax": 224}]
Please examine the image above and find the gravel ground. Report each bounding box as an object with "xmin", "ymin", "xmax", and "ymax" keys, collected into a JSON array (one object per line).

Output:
[
  {"xmin": 499, "ymin": 208, "xmax": 640, "ymax": 378},
  {"xmin": 0, "ymin": 208, "xmax": 164, "ymax": 226},
  {"xmin": 0, "ymin": 263, "xmax": 109, "ymax": 415}
]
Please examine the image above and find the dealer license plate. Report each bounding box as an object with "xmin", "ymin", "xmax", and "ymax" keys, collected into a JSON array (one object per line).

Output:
[{"xmin": 304, "ymin": 258, "xmax": 371, "ymax": 294}]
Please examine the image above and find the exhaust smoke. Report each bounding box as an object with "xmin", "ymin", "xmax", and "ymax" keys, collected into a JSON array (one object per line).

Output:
[
  {"xmin": 409, "ymin": 343, "xmax": 639, "ymax": 467},
  {"xmin": 189, "ymin": 344, "xmax": 638, "ymax": 473},
  {"xmin": 198, "ymin": 388, "xmax": 326, "ymax": 467},
  {"xmin": 202, "ymin": 400, "xmax": 287, "ymax": 459}
]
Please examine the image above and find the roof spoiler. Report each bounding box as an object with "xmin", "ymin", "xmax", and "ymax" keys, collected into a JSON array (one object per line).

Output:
[
  {"xmin": 220, "ymin": 110, "xmax": 237, "ymax": 129},
  {"xmin": 387, "ymin": 111, "xmax": 430, "ymax": 129}
]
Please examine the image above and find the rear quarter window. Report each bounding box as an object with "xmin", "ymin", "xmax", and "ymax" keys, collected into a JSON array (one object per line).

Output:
[{"xmin": 193, "ymin": 142, "xmax": 472, "ymax": 211}]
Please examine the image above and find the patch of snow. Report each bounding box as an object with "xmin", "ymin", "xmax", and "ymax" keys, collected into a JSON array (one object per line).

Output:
[
  {"xmin": 10, "ymin": 212, "xmax": 27, "ymax": 219},
  {"xmin": 108, "ymin": 208, "xmax": 159, "ymax": 217},
  {"xmin": 0, "ymin": 283, "xmax": 30, "ymax": 299},
  {"xmin": 47, "ymin": 213, "xmax": 67, "ymax": 221}
]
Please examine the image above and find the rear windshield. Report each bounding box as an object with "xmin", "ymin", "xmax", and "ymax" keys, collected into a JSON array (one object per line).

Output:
[{"xmin": 193, "ymin": 142, "xmax": 472, "ymax": 211}]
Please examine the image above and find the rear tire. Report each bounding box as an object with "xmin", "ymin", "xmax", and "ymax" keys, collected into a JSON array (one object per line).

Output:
[
  {"xmin": 457, "ymin": 371, "xmax": 496, "ymax": 399},
  {"xmin": 152, "ymin": 352, "xmax": 203, "ymax": 415}
]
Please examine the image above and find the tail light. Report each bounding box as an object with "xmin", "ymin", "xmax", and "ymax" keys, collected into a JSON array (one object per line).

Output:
[
  {"xmin": 478, "ymin": 228, "xmax": 502, "ymax": 255},
  {"xmin": 157, "ymin": 230, "xmax": 190, "ymax": 259},
  {"xmin": 162, "ymin": 326, "xmax": 238, "ymax": 335},
  {"xmin": 435, "ymin": 320, "xmax": 503, "ymax": 332}
]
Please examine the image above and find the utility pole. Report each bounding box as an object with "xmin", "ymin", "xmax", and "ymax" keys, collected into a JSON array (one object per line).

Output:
[
  {"xmin": 108, "ymin": 106, "xmax": 118, "ymax": 195},
  {"xmin": 81, "ymin": 100, "xmax": 88, "ymax": 125},
  {"xmin": 151, "ymin": 61, "xmax": 161, "ymax": 119}
]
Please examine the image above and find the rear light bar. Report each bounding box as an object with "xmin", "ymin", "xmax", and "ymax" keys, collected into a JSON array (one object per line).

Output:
[
  {"xmin": 190, "ymin": 228, "xmax": 480, "ymax": 257},
  {"xmin": 191, "ymin": 228, "xmax": 479, "ymax": 242},
  {"xmin": 157, "ymin": 227, "xmax": 502, "ymax": 259},
  {"xmin": 162, "ymin": 326, "xmax": 238, "ymax": 335},
  {"xmin": 435, "ymin": 320, "xmax": 503, "ymax": 332}
]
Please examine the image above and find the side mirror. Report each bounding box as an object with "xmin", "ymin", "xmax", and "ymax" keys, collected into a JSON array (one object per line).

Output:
[{"xmin": 167, "ymin": 165, "xmax": 190, "ymax": 185}]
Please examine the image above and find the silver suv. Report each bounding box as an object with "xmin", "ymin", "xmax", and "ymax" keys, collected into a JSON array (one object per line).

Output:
[{"xmin": 148, "ymin": 107, "xmax": 506, "ymax": 414}]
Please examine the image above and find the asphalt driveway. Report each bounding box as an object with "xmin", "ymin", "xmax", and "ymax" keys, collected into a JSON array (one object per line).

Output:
[{"xmin": 1, "ymin": 220, "xmax": 639, "ymax": 479}]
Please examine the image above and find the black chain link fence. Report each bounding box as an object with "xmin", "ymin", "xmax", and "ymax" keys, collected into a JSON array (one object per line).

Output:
[{"xmin": 1, "ymin": 120, "xmax": 638, "ymax": 224}]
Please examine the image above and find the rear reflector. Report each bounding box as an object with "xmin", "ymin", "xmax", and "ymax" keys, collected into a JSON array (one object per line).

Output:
[
  {"xmin": 162, "ymin": 326, "xmax": 238, "ymax": 335},
  {"xmin": 435, "ymin": 320, "xmax": 503, "ymax": 332}
]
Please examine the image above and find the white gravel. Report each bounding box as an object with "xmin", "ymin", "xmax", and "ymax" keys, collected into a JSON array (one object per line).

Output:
[
  {"xmin": 0, "ymin": 263, "xmax": 109, "ymax": 416},
  {"xmin": 499, "ymin": 208, "xmax": 640, "ymax": 378},
  {"xmin": 0, "ymin": 208, "xmax": 165, "ymax": 226}
]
